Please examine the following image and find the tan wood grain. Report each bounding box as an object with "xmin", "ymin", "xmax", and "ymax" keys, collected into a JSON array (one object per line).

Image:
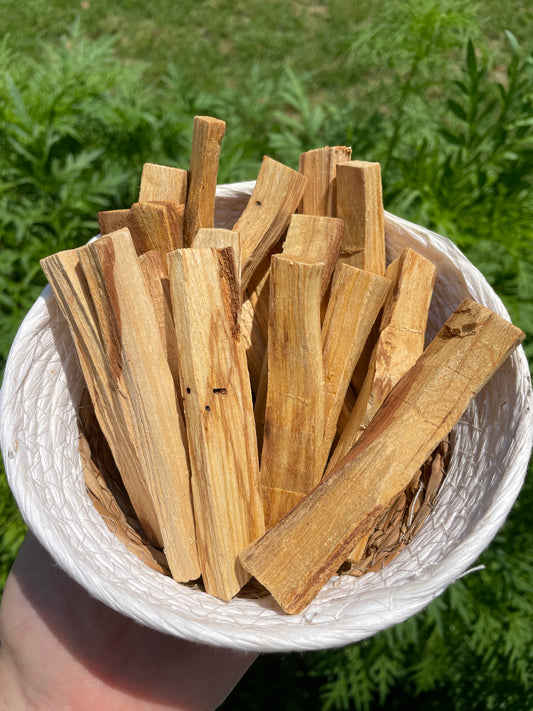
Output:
[
  {"xmin": 259, "ymin": 254, "xmax": 325, "ymax": 527},
  {"xmin": 336, "ymin": 160, "xmax": 385, "ymax": 276},
  {"xmin": 139, "ymin": 162, "xmax": 188, "ymax": 204},
  {"xmin": 75, "ymin": 230, "xmax": 199, "ymax": 581},
  {"xmin": 282, "ymin": 214, "xmax": 344, "ymax": 298},
  {"xmin": 41, "ymin": 244, "xmax": 164, "ymax": 547},
  {"xmin": 298, "ymin": 145, "xmax": 352, "ymax": 216},
  {"xmin": 167, "ymin": 246, "xmax": 265, "ymax": 600},
  {"xmin": 240, "ymin": 298, "xmax": 525, "ymax": 613},
  {"xmin": 191, "ymin": 228, "xmax": 241, "ymax": 289},
  {"xmin": 233, "ymin": 156, "xmax": 307, "ymax": 292},
  {"xmin": 183, "ymin": 115, "xmax": 226, "ymax": 246},
  {"xmin": 320, "ymin": 264, "xmax": 391, "ymax": 475},
  {"xmin": 330, "ymin": 248, "xmax": 437, "ymax": 475},
  {"xmin": 137, "ymin": 250, "xmax": 181, "ymax": 397}
]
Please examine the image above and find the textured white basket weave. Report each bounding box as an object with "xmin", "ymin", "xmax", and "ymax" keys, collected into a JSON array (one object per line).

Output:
[{"xmin": 1, "ymin": 181, "xmax": 532, "ymax": 653}]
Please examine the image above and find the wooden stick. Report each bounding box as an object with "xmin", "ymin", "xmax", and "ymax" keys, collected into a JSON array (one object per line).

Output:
[
  {"xmin": 336, "ymin": 160, "xmax": 385, "ymax": 276},
  {"xmin": 137, "ymin": 250, "xmax": 181, "ymax": 396},
  {"xmin": 234, "ymin": 156, "xmax": 307, "ymax": 292},
  {"xmin": 320, "ymin": 264, "xmax": 391, "ymax": 474},
  {"xmin": 282, "ymin": 214, "xmax": 344, "ymax": 297},
  {"xmin": 259, "ymin": 254, "xmax": 325, "ymax": 527},
  {"xmin": 191, "ymin": 228, "xmax": 241, "ymax": 288},
  {"xmin": 76, "ymin": 230, "xmax": 199, "ymax": 582},
  {"xmin": 330, "ymin": 248, "xmax": 437, "ymax": 475},
  {"xmin": 183, "ymin": 116, "xmax": 226, "ymax": 246},
  {"xmin": 299, "ymin": 146, "xmax": 352, "ymax": 216},
  {"xmin": 241, "ymin": 254, "xmax": 271, "ymax": 394},
  {"xmin": 98, "ymin": 202, "xmax": 184, "ymax": 257},
  {"xmin": 253, "ymin": 216, "xmax": 343, "ymax": 438},
  {"xmin": 167, "ymin": 246, "xmax": 265, "ymax": 600},
  {"xmin": 41, "ymin": 243, "xmax": 164, "ymax": 549},
  {"xmin": 98, "ymin": 209, "xmax": 132, "ymax": 238},
  {"xmin": 139, "ymin": 162, "xmax": 188, "ymax": 204},
  {"xmin": 240, "ymin": 298, "xmax": 525, "ymax": 613},
  {"xmin": 130, "ymin": 201, "xmax": 184, "ymax": 256}
]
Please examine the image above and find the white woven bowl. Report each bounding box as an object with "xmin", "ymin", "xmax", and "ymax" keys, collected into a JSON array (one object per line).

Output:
[{"xmin": 1, "ymin": 182, "xmax": 532, "ymax": 652}]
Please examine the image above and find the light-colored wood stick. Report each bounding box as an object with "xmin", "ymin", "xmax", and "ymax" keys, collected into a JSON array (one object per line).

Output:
[
  {"xmin": 167, "ymin": 246, "xmax": 265, "ymax": 601},
  {"xmin": 76, "ymin": 230, "xmax": 200, "ymax": 582},
  {"xmin": 183, "ymin": 115, "xmax": 226, "ymax": 246},
  {"xmin": 139, "ymin": 162, "xmax": 188, "ymax": 204},
  {"xmin": 240, "ymin": 298, "xmax": 525, "ymax": 613},
  {"xmin": 137, "ymin": 250, "xmax": 181, "ymax": 396},
  {"xmin": 282, "ymin": 214, "xmax": 344, "ymax": 297},
  {"xmin": 336, "ymin": 160, "xmax": 385, "ymax": 276},
  {"xmin": 130, "ymin": 201, "xmax": 184, "ymax": 256},
  {"xmin": 191, "ymin": 228, "xmax": 241, "ymax": 289},
  {"xmin": 330, "ymin": 248, "xmax": 437, "ymax": 476},
  {"xmin": 259, "ymin": 254, "xmax": 325, "ymax": 527},
  {"xmin": 299, "ymin": 146, "xmax": 352, "ymax": 216},
  {"xmin": 234, "ymin": 156, "xmax": 307, "ymax": 292},
  {"xmin": 41, "ymin": 244, "xmax": 164, "ymax": 549},
  {"xmin": 98, "ymin": 202, "xmax": 184, "ymax": 257},
  {"xmin": 320, "ymin": 264, "xmax": 391, "ymax": 475},
  {"xmin": 253, "ymin": 215, "xmax": 343, "ymax": 438}
]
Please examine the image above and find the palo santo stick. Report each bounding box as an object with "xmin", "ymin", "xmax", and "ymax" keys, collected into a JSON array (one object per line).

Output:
[
  {"xmin": 41, "ymin": 245, "xmax": 163, "ymax": 549},
  {"xmin": 183, "ymin": 115, "xmax": 226, "ymax": 246},
  {"xmin": 234, "ymin": 156, "xmax": 307, "ymax": 292},
  {"xmin": 167, "ymin": 246, "xmax": 265, "ymax": 600},
  {"xmin": 253, "ymin": 215, "xmax": 343, "ymax": 438},
  {"xmin": 319, "ymin": 264, "xmax": 391, "ymax": 474},
  {"xmin": 98, "ymin": 209, "xmax": 132, "ymax": 238},
  {"xmin": 282, "ymin": 214, "xmax": 344, "ymax": 298},
  {"xmin": 77, "ymin": 230, "xmax": 200, "ymax": 581},
  {"xmin": 259, "ymin": 254, "xmax": 325, "ymax": 527},
  {"xmin": 192, "ymin": 228, "xmax": 241, "ymax": 288},
  {"xmin": 139, "ymin": 162, "xmax": 188, "ymax": 204},
  {"xmin": 330, "ymin": 248, "xmax": 437, "ymax": 476},
  {"xmin": 98, "ymin": 202, "xmax": 184, "ymax": 256},
  {"xmin": 137, "ymin": 250, "xmax": 181, "ymax": 394},
  {"xmin": 336, "ymin": 160, "xmax": 385, "ymax": 276},
  {"xmin": 130, "ymin": 201, "xmax": 184, "ymax": 255},
  {"xmin": 299, "ymin": 146, "xmax": 352, "ymax": 216},
  {"xmin": 240, "ymin": 299, "xmax": 525, "ymax": 614}
]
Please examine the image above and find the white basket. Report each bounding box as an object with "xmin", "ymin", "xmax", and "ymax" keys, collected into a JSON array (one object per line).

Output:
[{"xmin": 1, "ymin": 181, "xmax": 532, "ymax": 653}]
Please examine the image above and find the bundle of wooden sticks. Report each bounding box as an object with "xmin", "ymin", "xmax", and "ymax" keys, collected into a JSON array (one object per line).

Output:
[{"xmin": 41, "ymin": 116, "xmax": 524, "ymax": 614}]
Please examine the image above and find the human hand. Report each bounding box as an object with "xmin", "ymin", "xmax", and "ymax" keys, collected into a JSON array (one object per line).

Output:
[{"xmin": 0, "ymin": 533, "xmax": 257, "ymax": 710}]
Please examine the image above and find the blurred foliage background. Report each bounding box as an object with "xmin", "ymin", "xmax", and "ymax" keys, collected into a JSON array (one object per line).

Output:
[{"xmin": 0, "ymin": 0, "xmax": 532, "ymax": 708}]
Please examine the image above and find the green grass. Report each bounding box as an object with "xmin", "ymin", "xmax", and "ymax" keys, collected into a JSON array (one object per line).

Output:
[{"xmin": 1, "ymin": 2, "xmax": 532, "ymax": 709}]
